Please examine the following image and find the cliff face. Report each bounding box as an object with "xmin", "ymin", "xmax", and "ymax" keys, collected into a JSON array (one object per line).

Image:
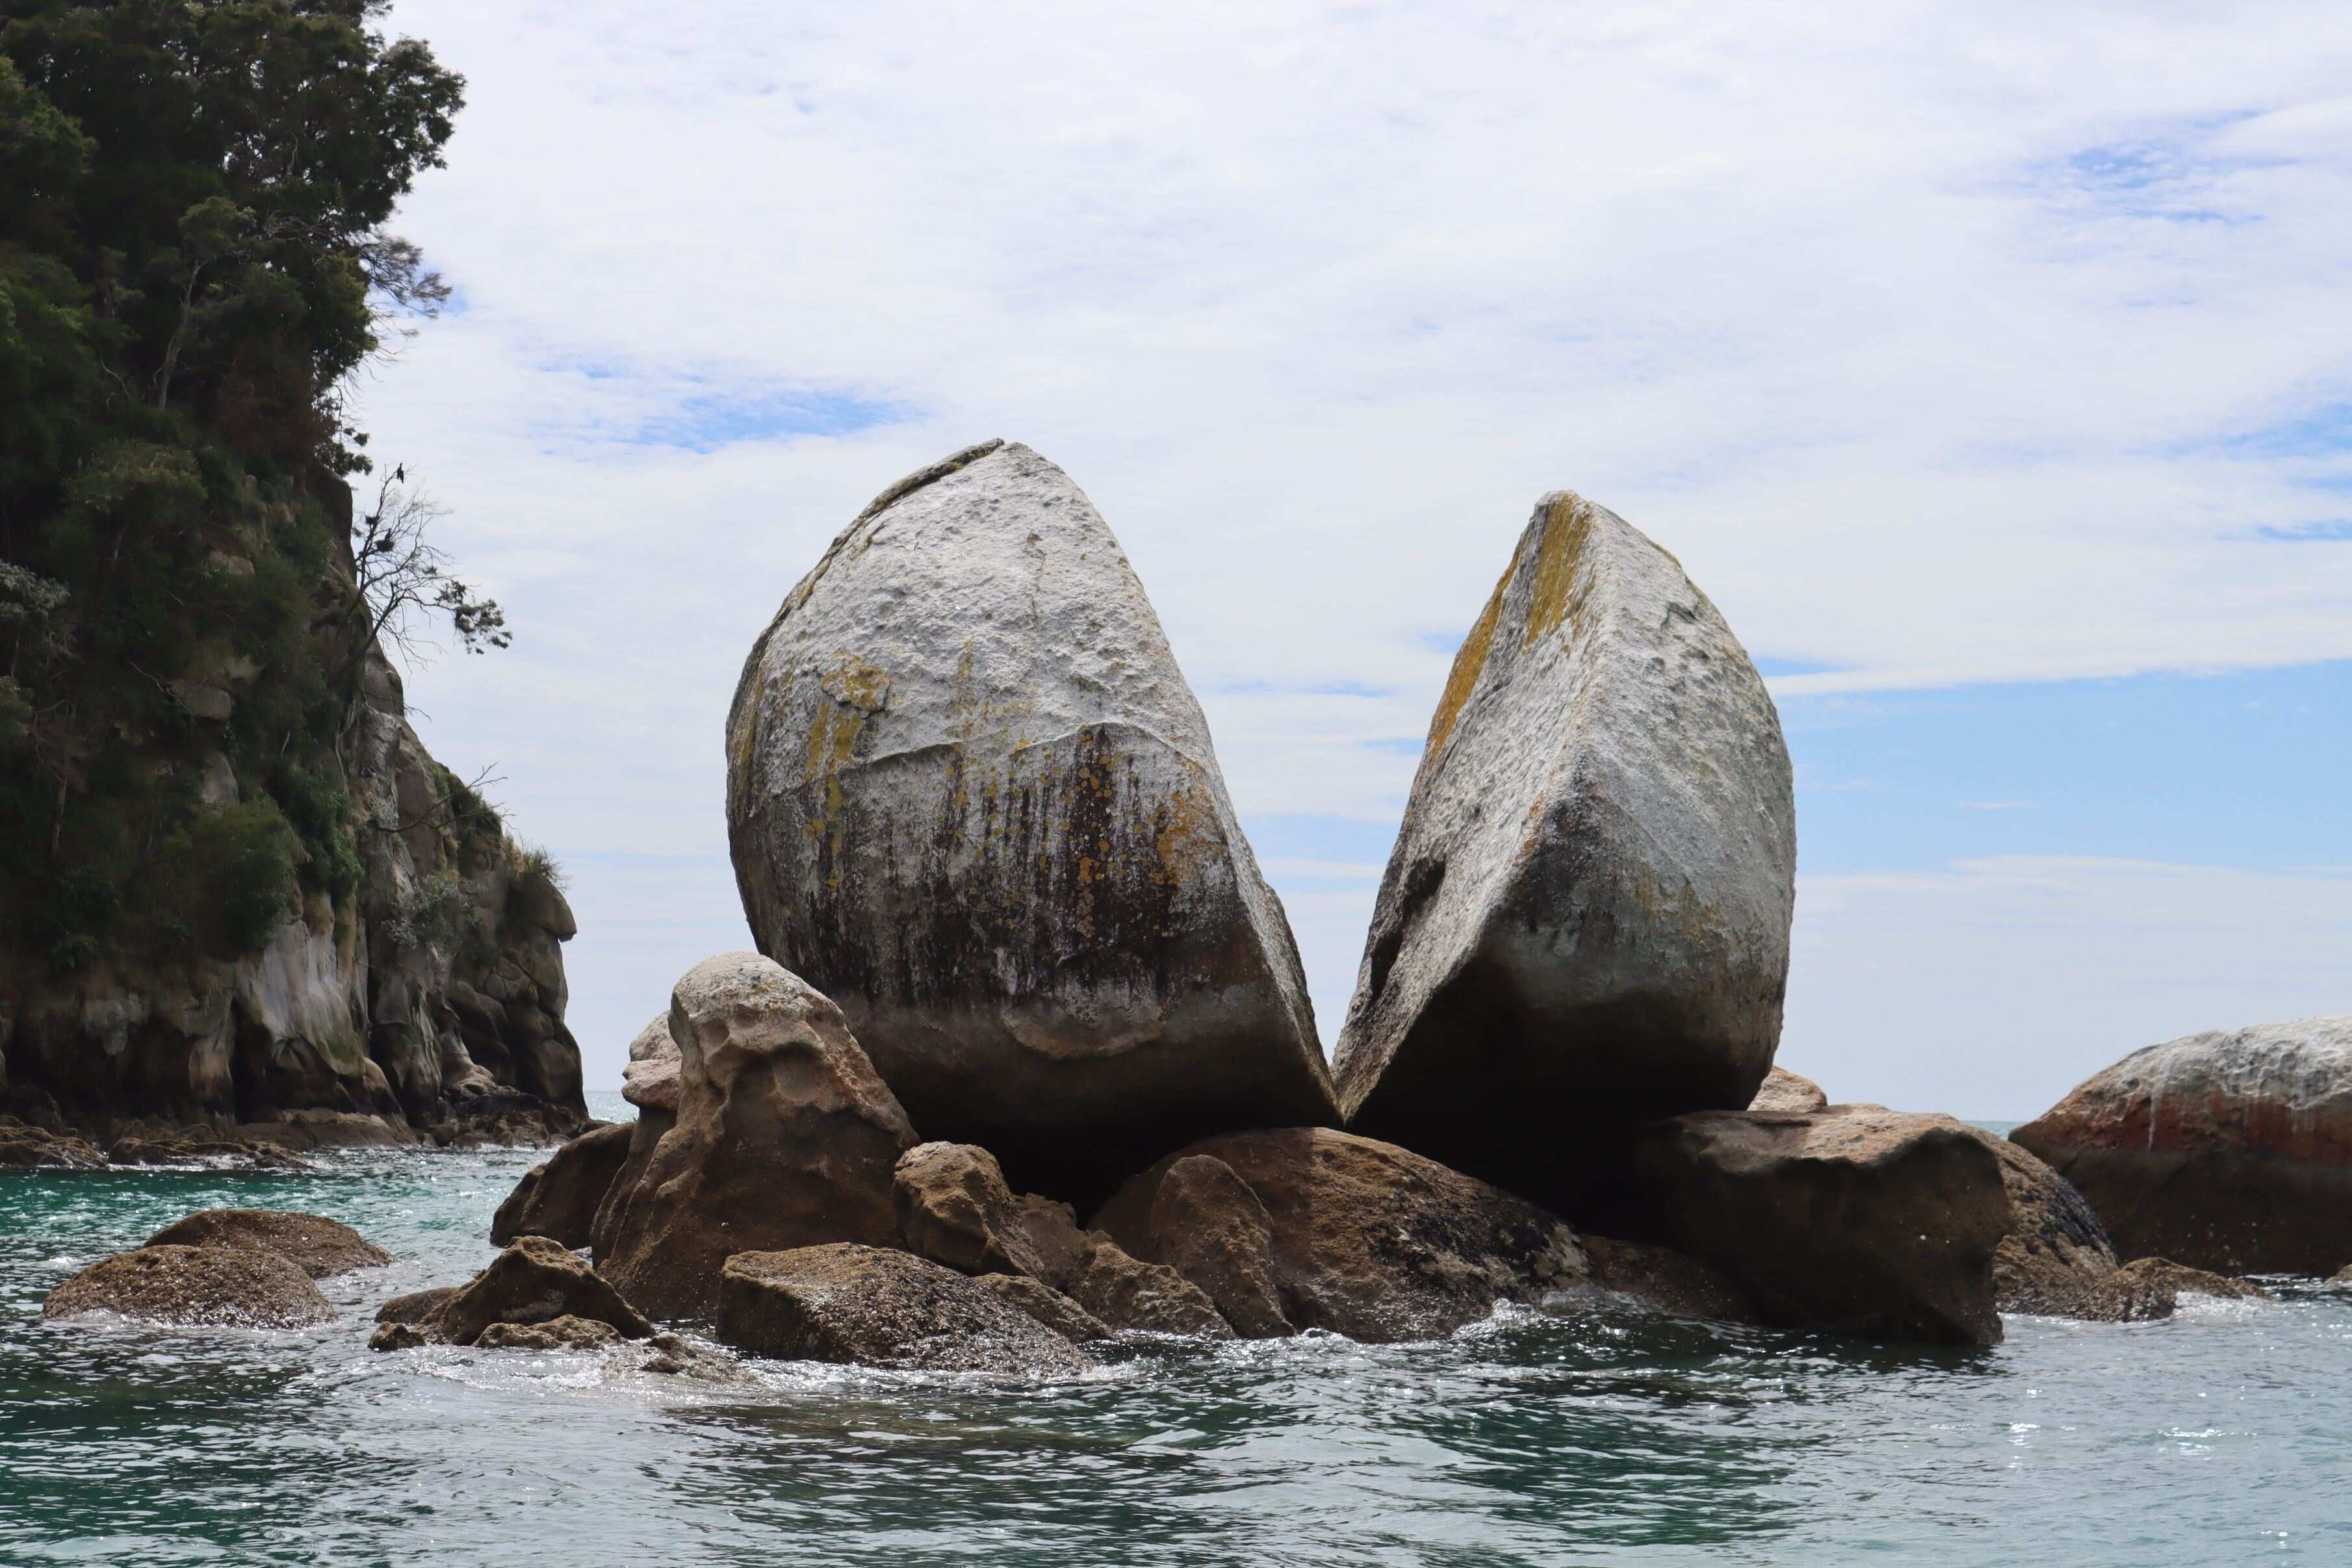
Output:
[{"xmin": 0, "ymin": 498, "xmax": 586, "ymax": 1151}]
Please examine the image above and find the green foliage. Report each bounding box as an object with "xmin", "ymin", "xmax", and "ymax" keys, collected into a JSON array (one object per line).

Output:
[
  {"xmin": 384, "ymin": 867, "xmax": 468, "ymax": 953},
  {"xmin": 0, "ymin": 3, "xmax": 467, "ymax": 979}
]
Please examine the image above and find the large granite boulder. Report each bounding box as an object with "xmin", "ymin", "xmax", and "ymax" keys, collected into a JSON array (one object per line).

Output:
[
  {"xmin": 893, "ymin": 1140, "xmax": 1231, "ymax": 1335},
  {"xmin": 1094, "ymin": 1127, "xmax": 1590, "ymax": 1343},
  {"xmin": 144, "ymin": 1209, "xmax": 392, "ymax": 1278},
  {"xmin": 717, "ymin": 1243, "xmax": 1098, "ymax": 1374},
  {"xmin": 725, "ymin": 439, "xmax": 1336, "ymax": 1199},
  {"xmin": 599, "ymin": 954, "xmax": 917, "ymax": 1319},
  {"xmin": 1332, "ymin": 491, "xmax": 1796, "ymax": 1220},
  {"xmin": 44, "ymin": 1244, "xmax": 334, "ymax": 1328},
  {"xmin": 2011, "ymin": 1016, "xmax": 2352, "ymax": 1276},
  {"xmin": 1634, "ymin": 1105, "xmax": 2011, "ymax": 1344},
  {"xmin": 491, "ymin": 1122, "xmax": 636, "ymax": 1248}
]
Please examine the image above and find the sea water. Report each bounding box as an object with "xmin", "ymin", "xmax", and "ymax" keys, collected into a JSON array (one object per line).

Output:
[{"xmin": 3, "ymin": 1096, "xmax": 2347, "ymax": 1567}]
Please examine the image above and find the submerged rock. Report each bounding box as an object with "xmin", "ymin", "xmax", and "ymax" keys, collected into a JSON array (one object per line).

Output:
[
  {"xmin": 43, "ymin": 1244, "xmax": 333, "ymax": 1328},
  {"xmin": 1634, "ymin": 1105, "xmax": 2010, "ymax": 1344},
  {"xmin": 892, "ymin": 1141, "xmax": 1230, "ymax": 1336},
  {"xmin": 2011, "ymin": 1016, "xmax": 2352, "ymax": 1276},
  {"xmin": 376, "ymin": 1286, "xmax": 458, "ymax": 1326},
  {"xmin": 1332, "ymin": 491, "xmax": 1796, "ymax": 1218},
  {"xmin": 1579, "ymin": 1236, "xmax": 1759, "ymax": 1323},
  {"xmin": 1747, "ymin": 1067, "xmax": 1828, "ymax": 1116},
  {"xmin": 378, "ymin": 1235, "xmax": 652, "ymax": 1350},
  {"xmin": 599, "ymin": 954, "xmax": 916, "ymax": 1320},
  {"xmin": 491, "ymin": 1122, "xmax": 636, "ymax": 1248},
  {"xmin": 144, "ymin": 1209, "xmax": 391, "ymax": 1279},
  {"xmin": 0, "ymin": 1123, "xmax": 103, "ymax": 1169},
  {"xmin": 716, "ymin": 1243, "xmax": 1098, "ymax": 1374},
  {"xmin": 1095, "ymin": 1127, "xmax": 1590, "ymax": 1344},
  {"xmin": 476, "ymin": 1315, "xmax": 624, "ymax": 1351},
  {"xmin": 2069, "ymin": 1257, "xmax": 2271, "ymax": 1323},
  {"xmin": 726, "ymin": 439, "xmax": 1336, "ymax": 1198}
]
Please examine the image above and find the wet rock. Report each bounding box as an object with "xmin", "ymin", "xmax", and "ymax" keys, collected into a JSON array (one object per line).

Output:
[
  {"xmin": 1747, "ymin": 1067, "xmax": 1828, "ymax": 1116},
  {"xmin": 416, "ymin": 1235, "xmax": 653, "ymax": 1348},
  {"xmin": 1984, "ymin": 1135, "xmax": 2117, "ymax": 1316},
  {"xmin": 144, "ymin": 1209, "xmax": 391, "ymax": 1278},
  {"xmin": 105, "ymin": 1135, "xmax": 315, "ymax": 1170},
  {"xmin": 1332, "ymin": 491, "xmax": 1795, "ymax": 1220},
  {"xmin": 1633, "ymin": 1105, "xmax": 2011, "ymax": 1344},
  {"xmin": 599, "ymin": 954, "xmax": 916, "ymax": 1320},
  {"xmin": 0, "ymin": 1123, "xmax": 103, "ymax": 1168},
  {"xmin": 368, "ymin": 1320, "xmax": 433, "ymax": 1350},
  {"xmin": 1096, "ymin": 1127, "xmax": 1590, "ymax": 1343},
  {"xmin": 1144, "ymin": 1155, "xmax": 1292, "ymax": 1337},
  {"xmin": 2069, "ymin": 1257, "xmax": 2271, "ymax": 1323},
  {"xmin": 43, "ymin": 1244, "xmax": 334, "ymax": 1328},
  {"xmin": 893, "ymin": 1141, "xmax": 1230, "ymax": 1336},
  {"xmin": 1580, "ymin": 1236, "xmax": 1759, "ymax": 1323},
  {"xmin": 491, "ymin": 1122, "xmax": 636, "ymax": 1248},
  {"xmin": 476, "ymin": 1315, "xmax": 624, "ymax": 1351},
  {"xmin": 2329, "ymin": 1264, "xmax": 2352, "ymax": 1285},
  {"xmin": 2011, "ymin": 1016, "xmax": 2352, "ymax": 1276},
  {"xmin": 634, "ymin": 1331, "xmax": 757, "ymax": 1382},
  {"xmin": 976, "ymin": 1274, "xmax": 1113, "ymax": 1341},
  {"xmin": 375, "ymin": 1286, "xmax": 458, "ymax": 1326},
  {"xmin": 716, "ymin": 1243, "xmax": 1097, "ymax": 1374},
  {"xmin": 726, "ymin": 439, "xmax": 1337, "ymax": 1200}
]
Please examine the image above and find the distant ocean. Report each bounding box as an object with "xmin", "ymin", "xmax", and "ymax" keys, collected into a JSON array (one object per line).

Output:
[{"xmin": 4, "ymin": 1094, "xmax": 2346, "ymax": 1567}]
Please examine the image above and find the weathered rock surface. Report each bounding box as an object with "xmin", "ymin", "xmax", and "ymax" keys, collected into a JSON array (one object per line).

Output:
[
  {"xmin": 105, "ymin": 1133, "xmax": 314, "ymax": 1170},
  {"xmin": 975, "ymin": 1274, "xmax": 1113, "ymax": 1341},
  {"xmin": 144, "ymin": 1209, "xmax": 392, "ymax": 1278},
  {"xmin": 0, "ymin": 1122, "xmax": 103, "ymax": 1168},
  {"xmin": 1096, "ymin": 1127, "xmax": 1590, "ymax": 1343},
  {"xmin": 1633, "ymin": 1105, "xmax": 2010, "ymax": 1344},
  {"xmin": 1748, "ymin": 1067, "xmax": 1828, "ymax": 1116},
  {"xmin": 476, "ymin": 1315, "xmax": 624, "ymax": 1351},
  {"xmin": 491, "ymin": 1122, "xmax": 636, "ymax": 1248},
  {"xmin": 383, "ymin": 1235, "xmax": 652, "ymax": 1350},
  {"xmin": 1983, "ymin": 1135, "xmax": 2117, "ymax": 1316},
  {"xmin": 375, "ymin": 1286, "xmax": 457, "ymax": 1326},
  {"xmin": 1579, "ymin": 1236, "xmax": 1759, "ymax": 1323},
  {"xmin": 2011, "ymin": 1016, "xmax": 2352, "ymax": 1276},
  {"xmin": 2329, "ymin": 1264, "xmax": 2352, "ymax": 1285},
  {"xmin": 717, "ymin": 1243, "xmax": 1098, "ymax": 1374},
  {"xmin": 2069, "ymin": 1257, "xmax": 2271, "ymax": 1323},
  {"xmin": 587, "ymin": 1017, "xmax": 684, "ymax": 1262},
  {"xmin": 726, "ymin": 439, "xmax": 1337, "ymax": 1198},
  {"xmin": 892, "ymin": 1140, "xmax": 1231, "ymax": 1336},
  {"xmin": 1332, "ymin": 491, "xmax": 1796, "ymax": 1220},
  {"xmin": 599, "ymin": 954, "xmax": 916, "ymax": 1320},
  {"xmin": 43, "ymin": 1244, "xmax": 334, "ymax": 1328}
]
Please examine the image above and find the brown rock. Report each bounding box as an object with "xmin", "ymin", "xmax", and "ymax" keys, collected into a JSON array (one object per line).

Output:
[
  {"xmin": 375, "ymin": 1286, "xmax": 458, "ymax": 1326},
  {"xmin": 490, "ymin": 1122, "xmax": 636, "ymax": 1248},
  {"xmin": 2070, "ymin": 1257, "xmax": 2271, "ymax": 1323},
  {"xmin": 106, "ymin": 1135, "xmax": 315, "ymax": 1170},
  {"xmin": 144, "ymin": 1209, "xmax": 392, "ymax": 1278},
  {"xmin": 476, "ymin": 1315, "xmax": 625, "ymax": 1351},
  {"xmin": 0, "ymin": 1124, "xmax": 103, "ymax": 1168},
  {"xmin": 588, "ymin": 1107, "xmax": 673, "ymax": 1262},
  {"xmin": 43, "ymin": 1244, "xmax": 334, "ymax": 1328},
  {"xmin": 369, "ymin": 1321, "xmax": 433, "ymax": 1350},
  {"xmin": 1633, "ymin": 1105, "xmax": 2010, "ymax": 1344},
  {"xmin": 892, "ymin": 1141, "xmax": 1231, "ymax": 1336},
  {"xmin": 1096, "ymin": 1127, "xmax": 1590, "ymax": 1343},
  {"xmin": 1580, "ymin": 1236, "xmax": 1759, "ymax": 1323},
  {"xmin": 600, "ymin": 953, "xmax": 918, "ymax": 1320},
  {"xmin": 2328, "ymin": 1263, "xmax": 2352, "ymax": 1285},
  {"xmin": 1146, "ymin": 1155, "xmax": 1292, "ymax": 1337},
  {"xmin": 1747, "ymin": 1067, "xmax": 1828, "ymax": 1115},
  {"xmin": 975, "ymin": 1274, "xmax": 1113, "ymax": 1341},
  {"xmin": 716, "ymin": 1243, "xmax": 1098, "ymax": 1373},
  {"xmin": 2011, "ymin": 1016, "xmax": 2352, "ymax": 1276},
  {"xmin": 1984, "ymin": 1135, "xmax": 2117, "ymax": 1316},
  {"xmin": 423, "ymin": 1235, "xmax": 653, "ymax": 1347}
]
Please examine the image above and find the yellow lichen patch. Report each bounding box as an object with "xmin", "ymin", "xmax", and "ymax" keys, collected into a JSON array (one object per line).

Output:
[
  {"xmin": 820, "ymin": 652, "xmax": 892, "ymax": 715},
  {"xmin": 1522, "ymin": 491, "xmax": 1597, "ymax": 649},
  {"xmin": 1426, "ymin": 568, "xmax": 1510, "ymax": 757}
]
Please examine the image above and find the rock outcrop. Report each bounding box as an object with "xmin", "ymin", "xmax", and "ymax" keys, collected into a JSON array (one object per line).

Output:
[
  {"xmin": 2011, "ymin": 1016, "xmax": 2352, "ymax": 1276},
  {"xmin": 144, "ymin": 1208, "xmax": 392, "ymax": 1278},
  {"xmin": 1094, "ymin": 1127, "xmax": 1591, "ymax": 1343},
  {"xmin": 2069, "ymin": 1257, "xmax": 2271, "ymax": 1323},
  {"xmin": 491, "ymin": 1122, "xmax": 635, "ymax": 1248},
  {"xmin": 726, "ymin": 439, "xmax": 1336, "ymax": 1199},
  {"xmin": 892, "ymin": 1140, "xmax": 1231, "ymax": 1335},
  {"xmin": 0, "ymin": 1121, "xmax": 103, "ymax": 1168},
  {"xmin": 1332, "ymin": 491, "xmax": 1796, "ymax": 1220},
  {"xmin": 716, "ymin": 1243, "xmax": 1098, "ymax": 1374},
  {"xmin": 370, "ymin": 1235, "xmax": 653, "ymax": 1350},
  {"xmin": 599, "ymin": 954, "xmax": 916, "ymax": 1320},
  {"xmin": 588, "ymin": 1014, "xmax": 681, "ymax": 1261},
  {"xmin": 1982, "ymin": 1135, "xmax": 2118, "ymax": 1316},
  {"xmin": 1633, "ymin": 1105, "xmax": 2011, "ymax": 1344},
  {"xmin": 44, "ymin": 1244, "xmax": 334, "ymax": 1328}
]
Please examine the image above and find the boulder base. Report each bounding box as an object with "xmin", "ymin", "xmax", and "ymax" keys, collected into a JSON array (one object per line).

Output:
[
  {"xmin": 43, "ymin": 1244, "xmax": 333, "ymax": 1328},
  {"xmin": 2012, "ymin": 1016, "xmax": 2352, "ymax": 1276},
  {"xmin": 1333, "ymin": 491, "xmax": 1796, "ymax": 1220},
  {"xmin": 717, "ymin": 1244, "xmax": 1098, "ymax": 1374},
  {"xmin": 477, "ymin": 1315, "xmax": 625, "ymax": 1351},
  {"xmin": 1984, "ymin": 1137, "xmax": 2117, "ymax": 1316},
  {"xmin": 491, "ymin": 1122, "xmax": 636, "ymax": 1248},
  {"xmin": 1095, "ymin": 1127, "xmax": 1590, "ymax": 1343},
  {"xmin": 144, "ymin": 1209, "xmax": 391, "ymax": 1279},
  {"xmin": 1580, "ymin": 1236, "xmax": 1758, "ymax": 1323},
  {"xmin": 2070, "ymin": 1257, "xmax": 2270, "ymax": 1323}
]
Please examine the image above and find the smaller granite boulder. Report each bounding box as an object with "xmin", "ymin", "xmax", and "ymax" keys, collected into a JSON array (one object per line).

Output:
[
  {"xmin": 1095, "ymin": 1127, "xmax": 1590, "ymax": 1343},
  {"xmin": 600, "ymin": 954, "xmax": 918, "ymax": 1320},
  {"xmin": 2070, "ymin": 1257, "xmax": 2271, "ymax": 1323},
  {"xmin": 975, "ymin": 1274, "xmax": 1113, "ymax": 1341},
  {"xmin": 1748, "ymin": 1068, "xmax": 1829, "ymax": 1116},
  {"xmin": 491, "ymin": 1122, "xmax": 636, "ymax": 1248},
  {"xmin": 716, "ymin": 1244, "xmax": 1098, "ymax": 1374},
  {"xmin": 1634, "ymin": 1105, "xmax": 2010, "ymax": 1344},
  {"xmin": 402, "ymin": 1235, "xmax": 653, "ymax": 1349},
  {"xmin": 44, "ymin": 1245, "xmax": 334, "ymax": 1328},
  {"xmin": 144, "ymin": 1209, "xmax": 392, "ymax": 1278},
  {"xmin": 376, "ymin": 1286, "xmax": 458, "ymax": 1326},
  {"xmin": 893, "ymin": 1142, "xmax": 1230, "ymax": 1335},
  {"xmin": 477, "ymin": 1315, "xmax": 625, "ymax": 1351}
]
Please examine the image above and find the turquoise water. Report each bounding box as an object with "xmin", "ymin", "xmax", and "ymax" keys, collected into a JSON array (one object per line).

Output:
[{"xmin": 4, "ymin": 1096, "xmax": 2349, "ymax": 1566}]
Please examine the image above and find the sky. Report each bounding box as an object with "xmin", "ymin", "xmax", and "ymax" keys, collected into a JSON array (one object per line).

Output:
[{"xmin": 365, "ymin": 0, "xmax": 2352, "ymax": 1118}]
